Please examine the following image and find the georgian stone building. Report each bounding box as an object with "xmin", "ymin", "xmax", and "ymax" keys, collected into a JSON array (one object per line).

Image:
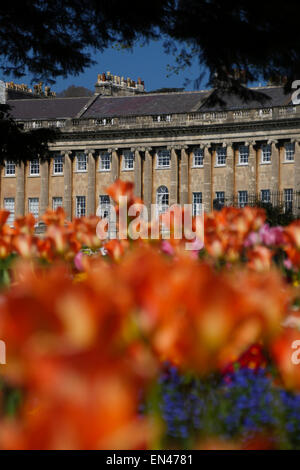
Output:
[{"xmin": 2, "ymin": 73, "xmax": 300, "ymax": 225}]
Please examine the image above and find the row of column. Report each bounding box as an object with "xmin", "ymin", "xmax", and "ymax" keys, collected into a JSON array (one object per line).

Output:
[{"xmin": 14, "ymin": 140, "xmax": 300, "ymax": 218}]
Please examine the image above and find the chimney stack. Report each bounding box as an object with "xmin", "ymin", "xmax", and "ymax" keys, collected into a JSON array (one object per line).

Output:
[{"xmin": 95, "ymin": 72, "xmax": 145, "ymax": 96}]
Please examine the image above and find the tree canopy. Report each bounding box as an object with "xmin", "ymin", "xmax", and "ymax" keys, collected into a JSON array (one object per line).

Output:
[
  {"xmin": 1, "ymin": 1, "xmax": 300, "ymax": 92},
  {"xmin": 57, "ymin": 85, "xmax": 93, "ymax": 98}
]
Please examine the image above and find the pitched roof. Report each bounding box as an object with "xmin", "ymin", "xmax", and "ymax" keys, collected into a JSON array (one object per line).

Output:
[
  {"xmin": 81, "ymin": 91, "xmax": 209, "ymax": 118},
  {"xmin": 7, "ymin": 97, "xmax": 91, "ymax": 120}
]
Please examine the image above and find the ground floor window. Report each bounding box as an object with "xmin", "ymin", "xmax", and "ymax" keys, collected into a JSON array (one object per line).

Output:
[
  {"xmin": 76, "ymin": 196, "xmax": 86, "ymax": 217},
  {"xmin": 238, "ymin": 190, "xmax": 248, "ymax": 208},
  {"xmin": 284, "ymin": 188, "xmax": 293, "ymax": 212},
  {"xmin": 156, "ymin": 186, "xmax": 169, "ymax": 216},
  {"xmin": 28, "ymin": 197, "xmax": 39, "ymax": 219},
  {"xmin": 261, "ymin": 189, "xmax": 271, "ymax": 203},
  {"xmin": 4, "ymin": 198, "xmax": 15, "ymax": 226},
  {"xmin": 192, "ymin": 192, "xmax": 203, "ymax": 216},
  {"xmin": 52, "ymin": 197, "xmax": 63, "ymax": 211}
]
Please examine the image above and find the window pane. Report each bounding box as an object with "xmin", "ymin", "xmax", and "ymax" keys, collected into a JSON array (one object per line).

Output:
[
  {"xmin": 238, "ymin": 190, "xmax": 248, "ymax": 208},
  {"xmin": 216, "ymin": 148, "xmax": 226, "ymax": 165},
  {"xmin": 52, "ymin": 197, "xmax": 63, "ymax": 210},
  {"xmin": 156, "ymin": 186, "xmax": 169, "ymax": 215},
  {"xmin": 239, "ymin": 145, "xmax": 249, "ymax": 164},
  {"xmin": 76, "ymin": 154, "xmax": 87, "ymax": 171},
  {"xmin": 4, "ymin": 198, "xmax": 15, "ymax": 226},
  {"xmin": 284, "ymin": 188, "xmax": 293, "ymax": 212},
  {"xmin": 123, "ymin": 150, "xmax": 134, "ymax": 170},
  {"xmin": 285, "ymin": 142, "xmax": 295, "ymax": 161},
  {"xmin": 54, "ymin": 155, "xmax": 63, "ymax": 174},
  {"xmin": 99, "ymin": 195, "xmax": 111, "ymax": 218},
  {"xmin": 28, "ymin": 197, "xmax": 39, "ymax": 219},
  {"xmin": 5, "ymin": 160, "xmax": 15, "ymax": 176},
  {"xmin": 157, "ymin": 150, "xmax": 170, "ymax": 168},
  {"xmin": 193, "ymin": 149, "xmax": 204, "ymax": 167},
  {"xmin": 99, "ymin": 152, "xmax": 111, "ymax": 171},
  {"xmin": 262, "ymin": 144, "xmax": 271, "ymax": 162},
  {"xmin": 192, "ymin": 192, "xmax": 202, "ymax": 216},
  {"xmin": 30, "ymin": 159, "xmax": 40, "ymax": 175},
  {"xmin": 76, "ymin": 196, "xmax": 86, "ymax": 217},
  {"xmin": 261, "ymin": 189, "xmax": 271, "ymax": 203}
]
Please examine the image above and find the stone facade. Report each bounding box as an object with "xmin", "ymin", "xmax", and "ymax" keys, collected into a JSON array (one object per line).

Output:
[{"xmin": 3, "ymin": 81, "xmax": 300, "ymax": 222}]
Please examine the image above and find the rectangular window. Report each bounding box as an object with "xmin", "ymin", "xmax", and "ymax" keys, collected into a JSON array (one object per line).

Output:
[
  {"xmin": 238, "ymin": 145, "xmax": 249, "ymax": 165},
  {"xmin": 52, "ymin": 197, "xmax": 63, "ymax": 211},
  {"xmin": 285, "ymin": 142, "xmax": 295, "ymax": 162},
  {"xmin": 216, "ymin": 147, "xmax": 226, "ymax": 166},
  {"xmin": 99, "ymin": 152, "xmax": 111, "ymax": 171},
  {"xmin": 216, "ymin": 191, "xmax": 225, "ymax": 208},
  {"xmin": 193, "ymin": 149, "xmax": 204, "ymax": 167},
  {"xmin": 28, "ymin": 197, "xmax": 39, "ymax": 219},
  {"xmin": 29, "ymin": 159, "xmax": 40, "ymax": 175},
  {"xmin": 284, "ymin": 188, "xmax": 293, "ymax": 212},
  {"xmin": 192, "ymin": 192, "xmax": 203, "ymax": 216},
  {"xmin": 76, "ymin": 154, "xmax": 87, "ymax": 172},
  {"xmin": 153, "ymin": 115, "xmax": 172, "ymax": 122},
  {"xmin": 4, "ymin": 198, "xmax": 15, "ymax": 226},
  {"xmin": 53, "ymin": 155, "xmax": 63, "ymax": 174},
  {"xmin": 238, "ymin": 190, "xmax": 248, "ymax": 208},
  {"xmin": 76, "ymin": 196, "xmax": 86, "ymax": 217},
  {"xmin": 5, "ymin": 160, "xmax": 16, "ymax": 176},
  {"xmin": 261, "ymin": 189, "xmax": 271, "ymax": 203},
  {"xmin": 123, "ymin": 150, "xmax": 134, "ymax": 170},
  {"xmin": 157, "ymin": 150, "xmax": 171, "ymax": 168},
  {"xmin": 262, "ymin": 144, "xmax": 271, "ymax": 163},
  {"xmin": 99, "ymin": 195, "xmax": 111, "ymax": 219}
]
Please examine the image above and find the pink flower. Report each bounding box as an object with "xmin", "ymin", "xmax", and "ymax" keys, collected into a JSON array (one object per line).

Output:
[
  {"xmin": 161, "ymin": 241, "xmax": 175, "ymax": 256},
  {"xmin": 244, "ymin": 232, "xmax": 260, "ymax": 247},
  {"xmin": 283, "ymin": 258, "xmax": 293, "ymax": 270},
  {"xmin": 74, "ymin": 251, "xmax": 84, "ymax": 271},
  {"xmin": 259, "ymin": 224, "xmax": 284, "ymax": 246}
]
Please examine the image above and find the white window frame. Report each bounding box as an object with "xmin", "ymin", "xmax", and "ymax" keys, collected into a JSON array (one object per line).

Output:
[
  {"xmin": 284, "ymin": 188, "xmax": 293, "ymax": 212},
  {"xmin": 238, "ymin": 145, "xmax": 249, "ymax": 165},
  {"xmin": 52, "ymin": 197, "xmax": 63, "ymax": 211},
  {"xmin": 238, "ymin": 190, "xmax": 248, "ymax": 208},
  {"xmin": 5, "ymin": 160, "xmax": 16, "ymax": 176},
  {"xmin": 156, "ymin": 186, "xmax": 169, "ymax": 217},
  {"xmin": 261, "ymin": 144, "xmax": 271, "ymax": 163},
  {"xmin": 193, "ymin": 149, "xmax": 204, "ymax": 168},
  {"xmin": 216, "ymin": 191, "xmax": 225, "ymax": 208},
  {"xmin": 76, "ymin": 196, "xmax": 86, "ymax": 217},
  {"xmin": 261, "ymin": 189, "xmax": 271, "ymax": 204},
  {"xmin": 53, "ymin": 155, "xmax": 63, "ymax": 175},
  {"xmin": 216, "ymin": 147, "xmax": 226, "ymax": 166},
  {"xmin": 29, "ymin": 159, "xmax": 40, "ymax": 176},
  {"xmin": 122, "ymin": 150, "xmax": 135, "ymax": 170},
  {"xmin": 192, "ymin": 192, "xmax": 203, "ymax": 216},
  {"xmin": 157, "ymin": 150, "xmax": 171, "ymax": 169},
  {"xmin": 76, "ymin": 153, "xmax": 87, "ymax": 172},
  {"xmin": 99, "ymin": 195, "xmax": 111, "ymax": 219},
  {"xmin": 153, "ymin": 115, "xmax": 172, "ymax": 123},
  {"xmin": 285, "ymin": 142, "xmax": 295, "ymax": 162},
  {"xmin": 99, "ymin": 152, "xmax": 111, "ymax": 172},
  {"xmin": 4, "ymin": 198, "xmax": 15, "ymax": 226},
  {"xmin": 28, "ymin": 197, "xmax": 39, "ymax": 219}
]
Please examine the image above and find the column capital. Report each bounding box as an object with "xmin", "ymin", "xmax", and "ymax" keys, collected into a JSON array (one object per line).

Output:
[
  {"xmin": 199, "ymin": 142, "xmax": 210, "ymax": 149},
  {"xmin": 84, "ymin": 148, "xmax": 95, "ymax": 155},
  {"xmin": 245, "ymin": 140, "xmax": 256, "ymax": 146},
  {"xmin": 107, "ymin": 147, "xmax": 119, "ymax": 152},
  {"xmin": 167, "ymin": 145, "xmax": 181, "ymax": 151},
  {"xmin": 267, "ymin": 139, "xmax": 278, "ymax": 145},
  {"xmin": 144, "ymin": 147, "xmax": 152, "ymax": 152},
  {"xmin": 62, "ymin": 150, "xmax": 72, "ymax": 156}
]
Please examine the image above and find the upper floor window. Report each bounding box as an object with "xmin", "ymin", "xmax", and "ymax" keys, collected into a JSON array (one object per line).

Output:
[
  {"xmin": 122, "ymin": 150, "xmax": 134, "ymax": 170},
  {"xmin": 53, "ymin": 155, "xmax": 63, "ymax": 175},
  {"xmin": 216, "ymin": 147, "xmax": 226, "ymax": 166},
  {"xmin": 76, "ymin": 196, "xmax": 86, "ymax": 217},
  {"xmin": 261, "ymin": 144, "xmax": 271, "ymax": 163},
  {"xmin": 261, "ymin": 189, "xmax": 271, "ymax": 204},
  {"xmin": 157, "ymin": 149, "xmax": 170, "ymax": 168},
  {"xmin": 238, "ymin": 190, "xmax": 248, "ymax": 208},
  {"xmin": 99, "ymin": 152, "xmax": 111, "ymax": 171},
  {"xmin": 192, "ymin": 192, "xmax": 203, "ymax": 216},
  {"xmin": 30, "ymin": 159, "xmax": 40, "ymax": 175},
  {"xmin": 238, "ymin": 145, "xmax": 249, "ymax": 165},
  {"xmin": 285, "ymin": 142, "xmax": 295, "ymax": 162},
  {"xmin": 94, "ymin": 118, "xmax": 114, "ymax": 126},
  {"xmin": 5, "ymin": 160, "xmax": 15, "ymax": 176},
  {"xmin": 76, "ymin": 153, "xmax": 87, "ymax": 172},
  {"xmin": 193, "ymin": 148, "xmax": 204, "ymax": 167}
]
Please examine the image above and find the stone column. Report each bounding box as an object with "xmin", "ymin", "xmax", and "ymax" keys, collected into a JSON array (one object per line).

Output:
[
  {"xmin": 86, "ymin": 149, "xmax": 96, "ymax": 216},
  {"xmin": 269, "ymin": 139, "xmax": 279, "ymax": 192},
  {"xmin": 143, "ymin": 147, "xmax": 152, "ymax": 215},
  {"xmin": 40, "ymin": 158, "xmax": 49, "ymax": 215},
  {"xmin": 169, "ymin": 147, "xmax": 179, "ymax": 205},
  {"xmin": 247, "ymin": 141, "xmax": 257, "ymax": 197},
  {"xmin": 225, "ymin": 142, "xmax": 235, "ymax": 206},
  {"xmin": 16, "ymin": 160, "xmax": 25, "ymax": 217},
  {"xmin": 110, "ymin": 148, "xmax": 119, "ymax": 183},
  {"xmin": 294, "ymin": 140, "xmax": 300, "ymax": 192},
  {"xmin": 133, "ymin": 148, "xmax": 142, "ymax": 198},
  {"xmin": 180, "ymin": 146, "xmax": 189, "ymax": 205},
  {"xmin": 63, "ymin": 151, "xmax": 72, "ymax": 220}
]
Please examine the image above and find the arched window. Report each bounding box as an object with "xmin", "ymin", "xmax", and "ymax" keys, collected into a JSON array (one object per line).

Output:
[{"xmin": 156, "ymin": 186, "xmax": 169, "ymax": 216}]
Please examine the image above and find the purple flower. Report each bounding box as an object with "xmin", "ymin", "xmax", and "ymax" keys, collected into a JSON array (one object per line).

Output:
[
  {"xmin": 74, "ymin": 251, "xmax": 84, "ymax": 271},
  {"xmin": 259, "ymin": 224, "xmax": 284, "ymax": 246}
]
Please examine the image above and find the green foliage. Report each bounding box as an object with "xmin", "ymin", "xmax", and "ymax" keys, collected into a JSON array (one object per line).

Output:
[{"xmin": 57, "ymin": 85, "xmax": 93, "ymax": 97}]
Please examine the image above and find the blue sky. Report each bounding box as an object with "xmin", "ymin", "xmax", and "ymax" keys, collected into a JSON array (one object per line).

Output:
[{"xmin": 5, "ymin": 39, "xmax": 210, "ymax": 94}]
